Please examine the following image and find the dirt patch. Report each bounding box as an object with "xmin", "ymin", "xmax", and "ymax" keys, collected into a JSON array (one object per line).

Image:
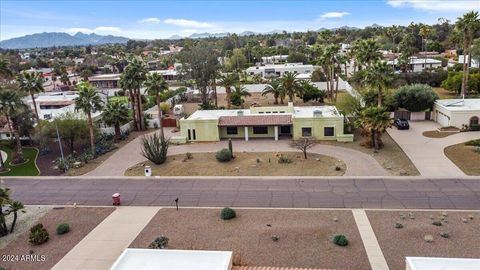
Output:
[
  {"xmin": 367, "ymin": 210, "xmax": 480, "ymax": 270},
  {"xmin": 125, "ymin": 152, "xmax": 345, "ymax": 176},
  {"xmin": 130, "ymin": 208, "xmax": 370, "ymax": 269},
  {"xmin": 320, "ymin": 129, "xmax": 419, "ymax": 176},
  {"xmin": 433, "ymin": 87, "xmax": 457, "ymax": 99},
  {"xmin": 422, "ymin": 130, "xmax": 459, "ymax": 138},
  {"xmin": 444, "ymin": 143, "xmax": 480, "ymax": 175},
  {"xmin": 0, "ymin": 207, "xmax": 114, "ymax": 270}
]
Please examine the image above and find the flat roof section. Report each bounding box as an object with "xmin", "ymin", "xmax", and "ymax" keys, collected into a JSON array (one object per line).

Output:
[
  {"xmin": 110, "ymin": 249, "xmax": 232, "ymax": 270},
  {"xmin": 218, "ymin": 114, "xmax": 293, "ymax": 127},
  {"xmin": 435, "ymin": 99, "xmax": 480, "ymax": 111}
]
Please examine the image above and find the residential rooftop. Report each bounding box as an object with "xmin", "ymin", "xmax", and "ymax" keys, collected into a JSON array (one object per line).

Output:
[{"xmin": 435, "ymin": 99, "xmax": 480, "ymax": 111}]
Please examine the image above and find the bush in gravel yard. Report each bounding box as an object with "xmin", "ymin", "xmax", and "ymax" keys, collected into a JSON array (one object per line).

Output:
[
  {"xmin": 440, "ymin": 232, "xmax": 450, "ymax": 238},
  {"xmin": 56, "ymin": 223, "xmax": 70, "ymax": 235},
  {"xmin": 465, "ymin": 139, "xmax": 480, "ymax": 147},
  {"xmin": 149, "ymin": 236, "xmax": 169, "ymax": 249},
  {"xmin": 141, "ymin": 133, "xmax": 169, "ymax": 165},
  {"xmin": 277, "ymin": 155, "xmax": 292, "ymax": 164},
  {"xmin": 220, "ymin": 207, "xmax": 236, "ymax": 220},
  {"xmin": 216, "ymin": 149, "xmax": 232, "ymax": 162},
  {"xmin": 333, "ymin": 234, "xmax": 349, "ymax": 246},
  {"xmin": 432, "ymin": 221, "xmax": 442, "ymax": 226},
  {"xmin": 29, "ymin": 224, "xmax": 49, "ymax": 245},
  {"xmin": 394, "ymin": 223, "xmax": 404, "ymax": 229}
]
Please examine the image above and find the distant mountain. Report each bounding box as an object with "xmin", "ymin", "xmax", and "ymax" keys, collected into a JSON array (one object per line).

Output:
[
  {"xmin": 0, "ymin": 32, "xmax": 129, "ymax": 49},
  {"xmin": 239, "ymin": 31, "xmax": 257, "ymax": 36},
  {"xmin": 168, "ymin": 35, "xmax": 184, "ymax": 40},
  {"xmin": 188, "ymin": 32, "xmax": 230, "ymax": 39}
]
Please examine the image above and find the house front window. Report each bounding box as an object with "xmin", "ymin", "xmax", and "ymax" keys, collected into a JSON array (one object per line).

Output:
[
  {"xmin": 253, "ymin": 126, "xmax": 268, "ymax": 134},
  {"xmin": 324, "ymin": 127, "xmax": 334, "ymax": 137},
  {"xmin": 302, "ymin": 127, "xmax": 312, "ymax": 137},
  {"xmin": 226, "ymin": 127, "xmax": 238, "ymax": 135}
]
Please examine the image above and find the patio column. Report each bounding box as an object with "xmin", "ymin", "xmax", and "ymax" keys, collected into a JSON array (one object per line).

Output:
[
  {"xmin": 244, "ymin": 126, "xmax": 249, "ymax": 141},
  {"xmin": 274, "ymin": 126, "xmax": 279, "ymax": 141}
]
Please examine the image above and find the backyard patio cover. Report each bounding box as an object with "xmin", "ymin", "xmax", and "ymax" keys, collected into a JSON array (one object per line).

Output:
[{"xmin": 218, "ymin": 115, "xmax": 292, "ymax": 127}]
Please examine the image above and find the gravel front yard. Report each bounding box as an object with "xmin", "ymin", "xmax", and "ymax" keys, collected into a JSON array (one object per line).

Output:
[
  {"xmin": 129, "ymin": 208, "xmax": 370, "ymax": 269},
  {"xmin": 444, "ymin": 143, "xmax": 480, "ymax": 175},
  {"xmin": 367, "ymin": 210, "xmax": 480, "ymax": 270},
  {"xmin": 0, "ymin": 207, "xmax": 114, "ymax": 270}
]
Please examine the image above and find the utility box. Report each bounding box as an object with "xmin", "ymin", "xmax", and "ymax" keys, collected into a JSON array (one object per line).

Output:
[
  {"xmin": 145, "ymin": 166, "xmax": 152, "ymax": 176},
  {"xmin": 112, "ymin": 193, "xmax": 121, "ymax": 206}
]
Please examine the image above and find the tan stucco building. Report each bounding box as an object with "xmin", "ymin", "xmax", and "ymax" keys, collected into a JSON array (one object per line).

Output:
[{"xmin": 433, "ymin": 99, "xmax": 480, "ymax": 129}]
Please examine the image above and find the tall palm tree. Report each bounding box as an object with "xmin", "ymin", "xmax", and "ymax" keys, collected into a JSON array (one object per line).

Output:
[
  {"xmin": 103, "ymin": 101, "xmax": 130, "ymax": 141},
  {"xmin": 262, "ymin": 78, "xmax": 283, "ymax": 104},
  {"xmin": 363, "ymin": 61, "xmax": 394, "ymax": 107},
  {"xmin": 0, "ymin": 58, "xmax": 12, "ymax": 79},
  {"xmin": 419, "ymin": 24, "xmax": 432, "ymax": 69},
  {"xmin": 355, "ymin": 106, "xmax": 393, "ymax": 152},
  {"xmin": 456, "ymin": 11, "xmax": 480, "ymax": 97},
  {"xmin": 353, "ymin": 39, "xmax": 382, "ymax": 68},
  {"xmin": 0, "ymin": 88, "xmax": 26, "ymax": 164},
  {"xmin": 230, "ymin": 84, "xmax": 251, "ymax": 109},
  {"xmin": 74, "ymin": 81, "xmax": 103, "ymax": 157},
  {"xmin": 7, "ymin": 200, "xmax": 24, "ymax": 233},
  {"xmin": 144, "ymin": 72, "xmax": 169, "ymax": 139},
  {"xmin": 17, "ymin": 72, "xmax": 44, "ymax": 122},
  {"xmin": 280, "ymin": 72, "xmax": 302, "ymax": 102},
  {"xmin": 119, "ymin": 58, "xmax": 147, "ymax": 131},
  {"xmin": 0, "ymin": 187, "xmax": 11, "ymax": 236},
  {"xmin": 218, "ymin": 73, "xmax": 238, "ymax": 109}
]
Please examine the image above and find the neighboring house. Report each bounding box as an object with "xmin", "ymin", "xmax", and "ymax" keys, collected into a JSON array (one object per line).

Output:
[
  {"xmin": 246, "ymin": 63, "xmax": 314, "ymax": 78},
  {"xmin": 150, "ymin": 68, "xmax": 178, "ymax": 81},
  {"xmin": 433, "ymin": 99, "xmax": 480, "ymax": 129},
  {"xmin": 387, "ymin": 57, "xmax": 442, "ymax": 72},
  {"xmin": 88, "ymin": 74, "xmax": 122, "ymax": 96},
  {"xmin": 177, "ymin": 102, "xmax": 353, "ymax": 143},
  {"xmin": 261, "ymin": 55, "xmax": 288, "ymax": 64},
  {"xmin": 73, "ymin": 57, "xmax": 85, "ymax": 65},
  {"xmin": 458, "ymin": 55, "xmax": 480, "ymax": 68}
]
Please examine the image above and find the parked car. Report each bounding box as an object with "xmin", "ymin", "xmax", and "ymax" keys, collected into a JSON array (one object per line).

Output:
[{"xmin": 394, "ymin": 118, "xmax": 410, "ymax": 130}]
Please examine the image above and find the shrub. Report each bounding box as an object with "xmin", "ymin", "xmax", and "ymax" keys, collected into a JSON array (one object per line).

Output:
[
  {"xmin": 29, "ymin": 224, "xmax": 49, "ymax": 245},
  {"xmin": 394, "ymin": 223, "xmax": 403, "ymax": 229},
  {"xmin": 432, "ymin": 221, "xmax": 442, "ymax": 226},
  {"xmin": 141, "ymin": 133, "xmax": 169, "ymax": 165},
  {"xmin": 278, "ymin": 155, "xmax": 292, "ymax": 164},
  {"xmin": 149, "ymin": 236, "xmax": 169, "ymax": 249},
  {"xmin": 56, "ymin": 223, "xmax": 70, "ymax": 235},
  {"xmin": 160, "ymin": 102, "xmax": 171, "ymax": 114},
  {"xmin": 271, "ymin": 235, "xmax": 279, "ymax": 241},
  {"xmin": 333, "ymin": 234, "xmax": 349, "ymax": 246},
  {"xmin": 185, "ymin": 152, "xmax": 193, "ymax": 159},
  {"xmin": 216, "ymin": 149, "xmax": 232, "ymax": 162},
  {"xmin": 393, "ymin": 84, "xmax": 439, "ymax": 112},
  {"xmin": 465, "ymin": 139, "xmax": 480, "ymax": 147},
  {"xmin": 220, "ymin": 207, "xmax": 236, "ymax": 220},
  {"xmin": 439, "ymin": 232, "xmax": 450, "ymax": 238}
]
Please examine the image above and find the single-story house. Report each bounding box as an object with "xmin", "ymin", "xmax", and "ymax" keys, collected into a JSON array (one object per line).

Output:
[
  {"xmin": 432, "ymin": 99, "xmax": 480, "ymax": 129},
  {"xmin": 387, "ymin": 57, "xmax": 442, "ymax": 72},
  {"xmin": 246, "ymin": 63, "xmax": 313, "ymax": 78},
  {"xmin": 176, "ymin": 103, "xmax": 353, "ymax": 143}
]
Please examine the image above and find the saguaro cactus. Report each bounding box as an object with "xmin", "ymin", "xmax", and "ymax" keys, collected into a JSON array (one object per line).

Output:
[{"xmin": 228, "ymin": 138, "xmax": 233, "ymax": 158}]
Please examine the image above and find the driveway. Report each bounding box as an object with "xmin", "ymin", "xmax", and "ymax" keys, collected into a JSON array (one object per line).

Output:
[
  {"xmin": 387, "ymin": 121, "xmax": 480, "ymax": 177},
  {"xmin": 86, "ymin": 128, "xmax": 388, "ymax": 177}
]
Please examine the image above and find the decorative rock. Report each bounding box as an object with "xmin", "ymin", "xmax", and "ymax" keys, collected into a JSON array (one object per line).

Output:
[
  {"xmin": 399, "ymin": 170, "xmax": 408, "ymax": 176},
  {"xmin": 423, "ymin": 234, "xmax": 434, "ymax": 243},
  {"xmin": 271, "ymin": 235, "xmax": 279, "ymax": 241},
  {"xmin": 468, "ymin": 215, "xmax": 474, "ymax": 220},
  {"xmin": 316, "ymin": 158, "xmax": 320, "ymax": 161},
  {"xmin": 462, "ymin": 218, "xmax": 468, "ymax": 223},
  {"xmin": 333, "ymin": 217, "xmax": 338, "ymax": 222},
  {"xmin": 439, "ymin": 232, "xmax": 450, "ymax": 238}
]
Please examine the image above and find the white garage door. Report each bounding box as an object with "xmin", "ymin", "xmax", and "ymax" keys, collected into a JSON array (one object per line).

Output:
[{"xmin": 437, "ymin": 112, "xmax": 450, "ymax": 126}]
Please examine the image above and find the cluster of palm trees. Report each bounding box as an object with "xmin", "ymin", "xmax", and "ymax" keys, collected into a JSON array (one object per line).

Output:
[
  {"xmin": 0, "ymin": 187, "xmax": 24, "ymax": 237},
  {"xmin": 261, "ymin": 73, "xmax": 306, "ymax": 105}
]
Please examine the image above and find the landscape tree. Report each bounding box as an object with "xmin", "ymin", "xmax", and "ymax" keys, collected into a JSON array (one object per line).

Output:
[
  {"xmin": 362, "ymin": 61, "xmax": 394, "ymax": 107},
  {"xmin": 0, "ymin": 58, "xmax": 13, "ymax": 79},
  {"xmin": 0, "ymin": 88, "xmax": 26, "ymax": 163},
  {"xmin": 317, "ymin": 44, "xmax": 341, "ymax": 101},
  {"xmin": 262, "ymin": 78, "xmax": 284, "ymax": 104},
  {"xmin": 279, "ymin": 72, "xmax": 302, "ymax": 102},
  {"xmin": 218, "ymin": 73, "xmax": 238, "ymax": 109},
  {"xmin": 16, "ymin": 71, "xmax": 44, "ymax": 122},
  {"xmin": 119, "ymin": 58, "xmax": 148, "ymax": 131},
  {"xmin": 74, "ymin": 81, "xmax": 103, "ymax": 157},
  {"xmin": 102, "ymin": 101, "xmax": 130, "ymax": 141},
  {"xmin": 145, "ymin": 72, "xmax": 169, "ymax": 139},
  {"xmin": 352, "ymin": 39, "xmax": 382, "ymax": 69},
  {"xmin": 355, "ymin": 106, "xmax": 393, "ymax": 152},
  {"xmin": 455, "ymin": 11, "xmax": 480, "ymax": 96},
  {"xmin": 291, "ymin": 139, "xmax": 316, "ymax": 159},
  {"xmin": 51, "ymin": 112, "xmax": 91, "ymax": 153},
  {"xmin": 393, "ymin": 84, "xmax": 439, "ymax": 112},
  {"xmin": 230, "ymin": 84, "xmax": 251, "ymax": 108},
  {"xmin": 225, "ymin": 48, "xmax": 248, "ymax": 71},
  {"xmin": 299, "ymin": 81, "xmax": 325, "ymax": 103}
]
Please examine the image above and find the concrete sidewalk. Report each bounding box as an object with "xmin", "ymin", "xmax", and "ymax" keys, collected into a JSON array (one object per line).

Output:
[{"xmin": 52, "ymin": 206, "xmax": 160, "ymax": 270}]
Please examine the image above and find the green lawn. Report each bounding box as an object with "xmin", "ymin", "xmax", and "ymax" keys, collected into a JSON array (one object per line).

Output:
[
  {"xmin": 0, "ymin": 145, "xmax": 39, "ymax": 176},
  {"xmin": 108, "ymin": 96, "xmax": 129, "ymax": 103}
]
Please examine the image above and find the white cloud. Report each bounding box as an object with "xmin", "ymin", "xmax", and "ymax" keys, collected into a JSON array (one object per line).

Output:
[
  {"xmin": 164, "ymin": 18, "xmax": 216, "ymax": 28},
  {"xmin": 138, "ymin": 17, "xmax": 161, "ymax": 24},
  {"xmin": 67, "ymin": 27, "xmax": 94, "ymax": 34},
  {"xmin": 94, "ymin": 26, "xmax": 121, "ymax": 33},
  {"xmin": 386, "ymin": 0, "xmax": 480, "ymax": 11},
  {"xmin": 320, "ymin": 12, "xmax": 350, "ymax": 19}
]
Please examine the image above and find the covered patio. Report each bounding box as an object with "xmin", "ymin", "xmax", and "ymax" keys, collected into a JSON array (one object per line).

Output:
[{"xmin": 218, "ymin": 114, "xmax": 292, "ymax": 141}]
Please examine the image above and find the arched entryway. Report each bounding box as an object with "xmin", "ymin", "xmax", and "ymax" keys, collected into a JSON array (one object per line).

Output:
[{"xmin": 470, "ymin": 116, "xmax": 479, "ymax": 126}]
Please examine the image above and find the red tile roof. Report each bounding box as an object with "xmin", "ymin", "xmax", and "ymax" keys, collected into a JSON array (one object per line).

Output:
[{"xmin": 218, "ymin": 115, "xmax": 292, "ymax": 127}]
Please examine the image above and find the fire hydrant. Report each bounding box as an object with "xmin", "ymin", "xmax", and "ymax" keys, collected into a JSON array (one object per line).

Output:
[{"xmin": 112, "ymin": 193, "xmax": 121, "ymax": 206}]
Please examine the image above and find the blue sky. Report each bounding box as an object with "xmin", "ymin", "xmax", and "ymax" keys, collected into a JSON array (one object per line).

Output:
[{"xmin": 1, "ymin": 0, "xmax": 479, "ymax": 40}]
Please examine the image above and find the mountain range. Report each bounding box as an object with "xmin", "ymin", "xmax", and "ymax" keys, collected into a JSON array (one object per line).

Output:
[{"xmin": 0, "ymin": 32, "xmax": 129, "ymax": 49}]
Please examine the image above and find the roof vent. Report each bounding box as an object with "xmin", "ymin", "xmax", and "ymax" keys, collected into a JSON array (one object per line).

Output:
[
  {"xmin": 237, "ymin": 111, "xmax": 244, "ymax": 116},
  {"xmin": 313, "ymin": 110, "xmax": 323, "ymax": 117}
]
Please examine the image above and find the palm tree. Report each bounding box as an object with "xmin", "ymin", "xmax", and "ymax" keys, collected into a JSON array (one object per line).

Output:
[
  {"xmin": 0, "ymin": 88, "xmax": 26, "ymax": 164},
  {"xmin": 280, "ymin": 73, "xmax": 302, "ymax": 102},
  {"xmin": 74, "ymin": 81, "xmax": 103, "ymax": 157},
  {"xmin": 103, "ymin": 101, "xmax": 130, "ymax": 141},
  {"xmin": 363, "ymin": 61, "xmax": 394, "ymax": 107},
  {"xmin": 119, "ymin": 58, "xmax": 147, "ymax": 131},
  {"xmin": 0, "ymin": 58, "xmax": 12, "ymax": 79},
  {"xmin": 144, "ymin": 72, "xmax": 169, "ymax": 139},
  {"xmin": 7, "ymin": 201, "xmax": 24, "ymax": 233},
  {"xmin": 0, "ymin": 187, "xmax": 11, "ymax": 236},
  {"xmin": 419, "ymin": 24, "xmax": 432, "ymax": 69},
  {"xmin": 353, "ymin": 39, "xmax": 382, "ymax": 68},
  {"xmin": 17, "ymin": 72, "xmax": 44, "ymax": 122},
  {"xmin": 218, "ymin": 73, "xmax": 238, "ymax": 109},
  {"xmin": 355, "ymin": 106, "xmax": 393, "ymax": 152},
  {"xmin": 456, "ymin": 11, "xmax": 480, "ymax": 97},
  {"xmin": 262, "ymin": 79, "xmax": 283, "ymax": 104},
  {"xmin": 230, "ymin": 84, "xmax": 251, "ymax": 108}
]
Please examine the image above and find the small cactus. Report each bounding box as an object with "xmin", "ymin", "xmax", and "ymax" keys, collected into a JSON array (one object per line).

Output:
[{"xmin": 228, "ymin": 138, "xmax": 233, "ymax": 158}]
